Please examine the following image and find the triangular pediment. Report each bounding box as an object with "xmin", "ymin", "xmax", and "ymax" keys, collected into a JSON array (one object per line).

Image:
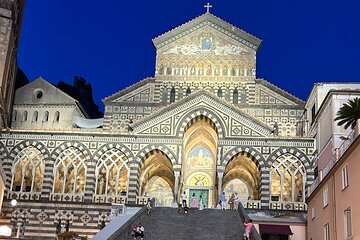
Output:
[
  {"xmin": 102, "ymin": 78, "xmax": 155, "ymax": 103},
  {"xmin": 132, "ymin": 91, "xmax": 273, "ymax": 137},
  {"xmin": 14, "ymin": 77, "xmax": 79, "ymax": 105},
  {"xmin": 152, "ymin": 13, "xmax": 262, "ymax": 52},
  {"xmin": 255, "ymin": 79, "xmax": 305, "ymax": 106}
]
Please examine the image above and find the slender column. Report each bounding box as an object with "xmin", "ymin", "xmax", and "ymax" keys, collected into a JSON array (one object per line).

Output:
[
  {"xmin": 217, "ymin": 147, "xmax": 222, "ymax": 165},
  {"xmin": 178, "ymin": 146, "xmax": 182, "ymax": 165},
  {"xmin": 217, "ymin": 172, "xmax": 223, "ymax": 200},
  {"xmin": 174, "ymin": 171, "xmax": 180, "ymax": 203}
]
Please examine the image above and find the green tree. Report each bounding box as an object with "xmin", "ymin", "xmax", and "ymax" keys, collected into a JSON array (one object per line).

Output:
[{"xmin": 334, "ymin": 97, "xmax": 360, "ymax": 129}]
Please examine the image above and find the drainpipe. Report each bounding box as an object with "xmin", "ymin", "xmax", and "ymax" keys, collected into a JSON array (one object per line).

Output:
[{"xmin": 332, "ymin": 172, "xmax": 337, "ymax": 240}]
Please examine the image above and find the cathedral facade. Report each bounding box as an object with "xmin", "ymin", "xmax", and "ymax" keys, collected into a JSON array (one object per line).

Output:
[{"xmin": 0, "ymin": 11, "xmax": 314, "ymax": 238}]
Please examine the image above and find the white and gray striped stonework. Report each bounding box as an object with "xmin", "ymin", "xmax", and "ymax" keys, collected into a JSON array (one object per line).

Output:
[
  {"xmin": 176, "ymin": 109, "xmax": 224, "ymax": 138},
  {"xmin": 0, "ymin": 200, "xmax": 112, "ymax": 239},
  {"xmin": 127, "ymin": 144, "xmax": 178, "ymax": 202}
]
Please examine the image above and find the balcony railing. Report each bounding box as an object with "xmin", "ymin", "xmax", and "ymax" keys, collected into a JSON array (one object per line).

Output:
[
  {"xmin": 270, "ymin": 201, "xmax": 307, "ymax": 211},
  {"xmin": 240, "ymin": 200, "xmax": 261, "ymax": 209},
  {"xmin": 93, "ymin": 194, "xmax": 127, "ymax": 204}
]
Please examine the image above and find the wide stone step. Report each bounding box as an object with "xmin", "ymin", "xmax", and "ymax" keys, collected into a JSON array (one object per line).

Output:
[{"xmin": 128, "ymin": 207, "xmax": 246, "ymax": 240}]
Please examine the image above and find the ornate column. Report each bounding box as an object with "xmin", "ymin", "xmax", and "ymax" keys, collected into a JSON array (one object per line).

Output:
[
  {"xmin": 84, "ymin": 160, "xmax": 96, "ymax": 202},
  {"xmin": 41, "ymin": 157, "xmax": 55, "ymax": 200}
]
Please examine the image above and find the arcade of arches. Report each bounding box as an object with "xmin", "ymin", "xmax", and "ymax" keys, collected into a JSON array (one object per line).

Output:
[{"xmin": 137, "ymin": 117, "xmax": 306, "ymax": 207}]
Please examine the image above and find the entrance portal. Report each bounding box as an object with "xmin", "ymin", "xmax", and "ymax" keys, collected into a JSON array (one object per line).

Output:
[{"xmin": 189, "ymin": 189, "xmax": 209, "ymax": 208}]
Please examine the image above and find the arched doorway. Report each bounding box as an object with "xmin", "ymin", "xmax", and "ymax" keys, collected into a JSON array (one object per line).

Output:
[
  {"xmin": 139, "ymin": 150, "xmax": 175, "ymax": 207},
  {"xmin": 181, "ymin": 117, "xmax": 218, "ymax": 208},
  {"xmin": 223, "ymin": 153, "xmax": 261, "ymax": 203}
]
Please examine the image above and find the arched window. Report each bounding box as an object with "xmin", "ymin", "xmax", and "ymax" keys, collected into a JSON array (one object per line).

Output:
[
  {"xmin": 233, "ymin": 88, "xmax": 239, "ymax": 104},
  {"xmin": 12, "ymin": 110, "xmax": 17, "ymax": 121},
  {"xmin": 186, "ymin": 87, "xmax": 191, "ymax": 96},
  {"xmin": 43, "ymin": 111, "xmax": 49, "ymax": 122},
  {"xmin": 170, "ymin": 87, "xmax": 176, "ymax": 103},
  {"xmin": 53, "ymin": 147, "xmax": 87, "ymax": 194},
  {"xmin": 270, "ymin": 153, "xmax": 305, "ymax": 202},
  {"xmin": 11, "ymin": 146, "xmax": 44, "ymax": 192},
  {"xmin": 95, "ymin": 148, "xmax": 129, "ymax": 196},
  {"xmin": 54, "ymin": 111, "xmax": 60, "ymax": 122},
  {"xmin": 217, "ymin": 88, "xmax": 222, "ymax": 98},
  {"xmin": 32, "ymin": 111, "xmax": 38, "ymax": 122},
  {"xmin": 22, "ymin": 111, "xmax": 28, "ymax": 121}
]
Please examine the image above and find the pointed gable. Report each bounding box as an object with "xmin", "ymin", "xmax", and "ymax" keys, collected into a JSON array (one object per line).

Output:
[
  {"xmin": 102, "ymin": 77, "xmax": 155, "ymax": 104},
  {"xmin": 255, "ymin": 79, "xmax": 305, "ymax": 106},
  {"xmin": 131, "ymin": 91, "xmax": 273, "ymax": 137},
  {"xmin": 14, "ymin": 77, "xmax": 81, "ymax": 105},
  {"xmin": 153, "ymin": 13, "xmax": 262, "ymax": 51}
]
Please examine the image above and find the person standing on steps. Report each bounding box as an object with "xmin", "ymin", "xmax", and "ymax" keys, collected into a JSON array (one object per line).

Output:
[
  {"xmin": 228, "ymin": 193, "xmax": 235, "ymax": 210},
  {"xmin": 243, "ymin": 219, "xmax": 253, "ymax": 240},
  {"xmin": 134, "ymin": 223, "xmax": 145, "ymax": 239},
  {"xmin": 191, "ymin": 193, "xmax": 198, "ymax": 208},
  {"xmin": 146, "ymin": 199, "xmax": 152, "ymax": 215},
  {"xmin": 181, "ymin": 191, "xmax": 187, "ymax": 208},
  {"xmin": 220, "ymin": 192, "xmax": 227, "ymax": 210},
  {"xmin": 198, "ymin": 194, "xmax": 204, "ymax": 210},
  {"xmin": 234, "ymin": 192, "xmax": 239, "ymax": 211}
]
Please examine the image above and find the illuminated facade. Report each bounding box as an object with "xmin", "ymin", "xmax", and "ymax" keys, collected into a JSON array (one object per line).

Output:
[{"xmin": 0, "ymin": 11, "xmax": 314, "ymax": 239}]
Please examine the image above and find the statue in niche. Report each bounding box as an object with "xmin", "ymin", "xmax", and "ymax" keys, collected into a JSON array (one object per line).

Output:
[
  {"xmin": 158, "ymin": 66, "xmax": 164, "ymax": 75},
  {"xmin": 191, "ymin": 67, "xmax": 196, "ymax": 75},
  {"xmin": 98, "ymin": 177, "xmax": 105, "ymax": 195},
  {"xmin": 166, "ymin": 67, "xmax": 172, "ymax": 75},
  {"xmin": 222, "ymin": 67, "xmax": 228, "ymax": 76},
  {"xmin": 206, "ymin": 65, "xmax": 212, "ymax": 76}
]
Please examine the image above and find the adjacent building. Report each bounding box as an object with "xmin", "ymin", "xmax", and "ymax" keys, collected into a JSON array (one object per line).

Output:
[{"xmin": 305, "ymin": 83, "xmax": 360, "ymax": 240}]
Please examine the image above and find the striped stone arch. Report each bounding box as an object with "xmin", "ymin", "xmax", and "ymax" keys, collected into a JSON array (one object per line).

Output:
[
  {"xmin": 267, "ymin": 147, "xmax": 314, "ymax": 194},
  {"xmin": 221, "ymin": 146, "xmax": 268, "ymax": 208},
  {"xmin": 46, "ymin": 141, "xmax": 93, "ymax": 201},
  {"xmin": 175, "ymin": 107, "xmax": 226, "ymax": 138},
  {"xmin": 0, "ymin": 141, "xmax": 8, "ymax": 162},
  {"xmin": 6, "ymin": 140, "xmax": 49, "ymax": 195},
  {"xmin": 134, "ymin": 144, "xmax": 177, "ymax": 167},
  {"xmin": 127, "ymin": 144, "xmax": 177, "ymax": 203},
  {"xmin": 9, "ymin": 140, "xmax": 50, "ymax": 160},
  {"xmin": 222, "ymin": 146, "xmax": 265, "ymax": 169},
  {"xmin": 50, "ymin": 141, "xmax": 92, "ymax": 161},
  {"xmin": 92, "ymin": 143, "xmax": 134, "ymax": 162},
  {"xmin": 266, "ymin": 147, "xmax": 312, "ymax": 169}
]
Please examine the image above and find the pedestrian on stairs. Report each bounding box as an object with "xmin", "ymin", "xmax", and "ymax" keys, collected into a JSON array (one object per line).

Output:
[
  {"xmin": 134, "ymin": 223, "xmax": 145, "ymax": 239},
  {"xmin": 243, "ymin": 219, "xmax": 253, "ymax": 240},
  {"xmin": 146, "ymin": 199, "xmax": 152, "ymax": 215},
  {"xmin": 220, "ymin": 192, "xmax": 227, "ymax": 210},
  {"xmin": 181, "ymin": 191, "xmax": 187, "ymax": 208},
  {"xmin": 233, "ymin": 192, "xmax": 239, "ymax": 211}
]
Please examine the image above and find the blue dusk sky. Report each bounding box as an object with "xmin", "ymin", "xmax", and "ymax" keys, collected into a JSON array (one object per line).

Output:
[{"xmin": 18, "ymin": 1, "xmax": 360, "ymax": 111}]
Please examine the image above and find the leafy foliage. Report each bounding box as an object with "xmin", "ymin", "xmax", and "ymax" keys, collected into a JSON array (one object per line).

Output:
[
  {"xmin": 334, "ymin": 97, "xmax": 360, "ymax": 129},
  {"xmin": 57, "ymin": 76, "xmax": 103, "ymax": 118},
  {"xmin": 15, "ymin": 67, "xmax": 29, "ymax": 90}
]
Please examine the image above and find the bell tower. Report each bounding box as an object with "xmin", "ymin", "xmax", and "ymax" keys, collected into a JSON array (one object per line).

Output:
[{"xmin": 0, "ymin": 0, "xmax": 25, "ymax": 128}]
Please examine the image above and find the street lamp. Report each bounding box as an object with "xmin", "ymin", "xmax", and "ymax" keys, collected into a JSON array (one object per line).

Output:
[{"xmin": 10, "ymin": 199, "xmax": 17, "ymax": 207}]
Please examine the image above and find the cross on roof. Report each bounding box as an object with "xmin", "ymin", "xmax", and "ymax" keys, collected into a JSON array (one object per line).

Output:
[{"xmin": 204, "ymin": 2, "xmax": 212, "ymax": 13}]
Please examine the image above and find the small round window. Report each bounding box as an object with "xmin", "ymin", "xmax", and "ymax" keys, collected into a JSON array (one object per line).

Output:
[{"xmin": 33, "ymin": 89, "xmax": 44, "ymax": 99}]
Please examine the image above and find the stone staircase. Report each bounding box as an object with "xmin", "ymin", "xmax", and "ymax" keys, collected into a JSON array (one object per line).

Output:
[{"xmin": 128, "ymin": 207, "xmax": 247, "ymax": 240}]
